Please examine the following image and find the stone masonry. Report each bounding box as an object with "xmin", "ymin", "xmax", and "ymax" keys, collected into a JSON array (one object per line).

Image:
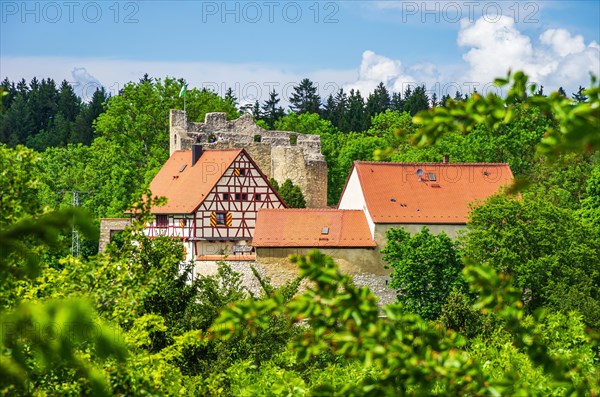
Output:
[
  {"xmin": 170, "ymin": 110, "xmax": 328, "ymax": 208},
  {"xmin": 98, "ymin": 218, "xmax": 131, "ymax": 253},
  {"xmin": 194, "ymin": 260, "xmax": 396, "ymax": 306}
]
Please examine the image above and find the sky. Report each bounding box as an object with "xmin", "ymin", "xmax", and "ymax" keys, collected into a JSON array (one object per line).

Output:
[{"xmin": 1, "ymin": 0, "xmax": 599, "ymax": 104}]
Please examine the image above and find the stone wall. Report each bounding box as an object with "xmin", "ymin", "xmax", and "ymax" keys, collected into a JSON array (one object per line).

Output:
[
  {"xmin": 170, "ymin": 110, "xmax": 328, "ymax": 208},
  {"xmin": 256, "ymin": 247, "xmax": 388, "ymax": 276},
  {"xmin": 195, "ymin": 258, "xmax": 396, "ymax": 306},
  {"xmin": 98, "ymin": 218, "xmax": 132, "ymax": 253}
]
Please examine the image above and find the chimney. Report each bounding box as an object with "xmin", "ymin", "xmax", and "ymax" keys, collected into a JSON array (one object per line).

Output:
[
  {"xmin": 442, "ymin": 154, "xmax": 449, "ymax": 163},
  {"xmin": 192, "ymin": 144, "xmax": 203, "ymax": 166}
]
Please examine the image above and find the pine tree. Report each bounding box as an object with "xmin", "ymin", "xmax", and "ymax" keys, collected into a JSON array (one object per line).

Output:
[
  {"xmin": 366, "ymin": 82, "xmax": 391, "ymax": 117},
  {"xmin": 333, "ymin": 89, "xmax": 350, "ymax": 132},
  {"xmin": 72, "ymin": 87, "xmax": 107, "ymax": 145},
  {"xmin": 390, "ymin": 92, "xmax": 404, "ymax": 112},
  {"xmin": 28, "ymin": 78, "xmax": 59, "ymax": 134},
  {"xmin": 224, "ymin": 87, "xmax": 237, "ymax": 108},
  {"xmin": 535, "ymin": 85, "xmax": 545, "ymax": 97},
  {"xmin": 58, "ymin": 80, "xmax": 81, "ymax": 122},
  {"xmin": 347, "ymin": 89, "xmax": 369, "ymax": 132},
  {"xmin": 139, "ymin": 73, "xmax": 153, "ymax": 83},
  {"xmin": 557, "ymin": 87, "xmax": 567, "ymax": 97},
  {"xmin": 251, "ymin": 100, "xmax": 262, "ymax": 121},
  {"xmin": 1, "ymin": 78, "xmax": 17, "ymax": 111},
  {"xmin": 403, "ymin": 86, "xmax": 413, "ymax": 107},
  {"xmin": 440, "ymin": 94, "xmax": 451, "ymax": 107},
  {"xmin": 322, "ymin": 94, "xmax": 336, "ymax": 122},
  {"xmin": 572, "ymin": 86, "xmax": 587, "ymax": 103},
  {"xmin": 289, "ymin": 78, "xmax": 321, "ymax": 114},
  {"xmin": 430, "ymin": 92, "xmax": 439, "ymax": 107},
  {"xmin": 404, "ymin": 85, "xmax": 430, "ymax": 115},
  {"xmin": 1, "ymin": 94, "xmax": 34, "ymax": 146},
  {"xmin": 16, "ymin": 78, "xmax": 28, "ymax": 97},
  {"xmin": 261, "ymin": 90, "xmax": 285, "ymax": 129}
]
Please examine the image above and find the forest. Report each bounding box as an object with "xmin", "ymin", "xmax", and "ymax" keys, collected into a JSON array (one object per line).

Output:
[{"xmin": 1, "ymin": 71, "xmax": 599, "ymax": 395}]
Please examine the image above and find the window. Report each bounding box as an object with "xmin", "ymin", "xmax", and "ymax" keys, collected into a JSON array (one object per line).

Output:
[
  {"xmin": 156, "ymin": 215, "xmax": 168, "ymax": 228},
  {"xmin": 222, "ymin": 193, "xmax": 229, "ymax": 200},
  {"xmin": 233, "ymin": 168, "xmax": 246, "ymax": 177},
  {"xmin": 216, "ymin": 212, "xmax": 226, "ymax": 225},
  {"xmin": 429, "ymin": 173, "xmax": 436, "ymax": 181},
  {"xmin": 290, "ymin": 135, "xmax": 298, "ymax": 145},
  {"xmin": 255, "ymin": 193, "xmax": 262, "ymax": 201},
  {"xmin": 235, "ymin": 193, "xmax": 247, "ymax": 201}
]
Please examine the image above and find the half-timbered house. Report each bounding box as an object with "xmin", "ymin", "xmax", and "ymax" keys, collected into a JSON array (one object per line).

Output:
[{"xmin": 145, "ymin": 144, "xmax": 286, "ymax": 261}]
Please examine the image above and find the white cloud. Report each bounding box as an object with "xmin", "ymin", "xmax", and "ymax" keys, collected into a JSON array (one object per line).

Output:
[
  {"xmin": 458, "ymin": 16, "xmax": 536, "ymax": 82},
  {"xmin": 70, "ymin": 67, "xmax": 103, "ymax": 99},
  {"xmin": 539, "ymin": 29, "xmax": 586, "ymax": 57},
  {"xmin": 344, "ymin": 16, "xmax": 599, "ymax": 97}
]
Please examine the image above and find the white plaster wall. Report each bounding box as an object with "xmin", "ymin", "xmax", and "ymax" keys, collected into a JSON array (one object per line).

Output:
[{"xmin": 337, "ymin": 167, "xmax": 375, "ymax": 238}]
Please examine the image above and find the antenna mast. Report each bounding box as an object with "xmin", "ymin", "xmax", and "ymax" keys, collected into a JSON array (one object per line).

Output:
[{"xmin": 69, "ymin": 190, "xmax": 91, "ymax": 257}]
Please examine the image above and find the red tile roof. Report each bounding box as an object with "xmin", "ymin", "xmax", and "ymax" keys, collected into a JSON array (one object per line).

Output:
[
  {"xmin": 253, "ymin": 208, "xmax": 376, "ymax": 248},
  {"xmin": 344, "ymin": 161, "xmax": 513, "ymax": 224},
  {"xmin": 148, "ymin": 149, "xmax": 242, "ymax": 214},
  {"xmin": 196, "ymin": 255, "xmax": 256, "ymax": 261}
]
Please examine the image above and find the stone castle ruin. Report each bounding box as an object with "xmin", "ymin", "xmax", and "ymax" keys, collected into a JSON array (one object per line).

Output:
[{"xmin": 170, "ymin": 110, "xmax": 328, "ymax": 208}]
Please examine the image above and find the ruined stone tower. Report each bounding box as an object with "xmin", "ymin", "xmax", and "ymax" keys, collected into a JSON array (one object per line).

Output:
[{"xmin": 170, "ymin": 110, "xmax": 328, "ymax": 208}]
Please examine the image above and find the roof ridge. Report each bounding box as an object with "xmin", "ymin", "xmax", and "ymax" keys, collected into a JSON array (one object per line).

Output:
[
  {"xmin": 174, "ymin": 148, "xmax": 244, "ymax": 153},
  {"xmin": 354, "ymin": 161, "xmax": 510, "ymax": 166},
  {"xmin": 259, "ymin": 208, "xmax": 362, "ymax": 212}
]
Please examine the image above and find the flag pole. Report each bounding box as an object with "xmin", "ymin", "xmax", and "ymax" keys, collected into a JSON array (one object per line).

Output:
[{"xmin": 180, "ymin": 82, "xmax": 187, "ymax": 130}]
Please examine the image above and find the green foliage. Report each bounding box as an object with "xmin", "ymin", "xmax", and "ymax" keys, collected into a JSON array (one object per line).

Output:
[
  {"xmin": 273, "ymin": 179, "xmax": 306, "ymax": 208},
  {"xmin": 289, "ymin": 78, "xmax": 320, "ymax": 114},
  {"xmin": 439, "ymin": 289, "xmax": 494, "ymax": 338},
  {"xmin": 527, "ymin": 153, "xmax": 597, "ymax": 209},
  {"xmin": 0, "ymin": 299, "xmax": 127, "ymax": 396},
  {"xmin": 274, "ymin": 112, "xmax": 337, "ymax": 136},
  {"xmin": 214, "ymin": 250, "xmax": 600, "ymax": 395},
  {"xmin": 0, "ymin": 145, "xmax": 46, "ymax": 227},
  {"xmin": 464, "ymin": 194, "xmax": 600, "ymax": 327},
  {"xmin": 412, "ymin": 71, "xmax": 600, "ymax": 158},
  {"xmin": 34, "ymin": 78, "xmax": 239, "ymax": 220},
  {"xmin": 2, "ymin": 69, "xmax": 599, "ymax": 395},
  {"xmin": 464, "ymin": 262, "xmax": 598, "ymax": 395},
  {"xmin": 382, "ymin": 227, "xmax": 466, "ymax": 320},
  {"xmin": 0, "ymin": 78, "xmax": 106, "ymax": 150},
  {"xmin": 579, "ymin": 163, "xmax": 600, "ymax": 230}
]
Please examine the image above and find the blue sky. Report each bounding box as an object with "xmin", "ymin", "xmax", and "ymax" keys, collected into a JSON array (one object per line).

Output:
[{"xmin": 2, "ymin": 1, "xmax": 599, "ymax": 103}]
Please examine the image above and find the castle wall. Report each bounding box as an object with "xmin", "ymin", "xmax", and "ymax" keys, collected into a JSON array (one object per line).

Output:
[
  {"xmin": 98, "ymin": 218, "xmax": 132, "ymax": 253},
  {"xmin": 170, "ymin": 110, "xmax": 327, "ymax": 208},
  {"xmin": 194, "ymin": 258, "xmax": 396, "ymax": 306}
]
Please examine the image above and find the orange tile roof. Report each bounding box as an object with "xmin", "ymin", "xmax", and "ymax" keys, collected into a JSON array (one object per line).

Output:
[
  {"xmin": 345, "ymin": 161, "xmax": 513, "ymax": 224},
  {"xmin": 148, "ymin": 149, "xmax": 242, "ymax": 214},
  {"xmin": 253, "ymin": 209, "xmax": 376, "ymax": 248},
  {"xmin": 196, "ymin": 255, "xmax": 256, "ymax": 261}
]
